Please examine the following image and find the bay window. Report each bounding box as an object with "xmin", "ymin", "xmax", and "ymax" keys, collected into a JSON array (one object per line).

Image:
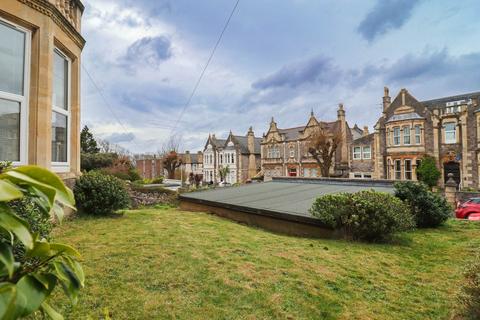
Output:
[
  {"xmin": 444, "ymin": 122, "xmax": 456, "ymax": 144},
  {"xmin": 394, "ymin": 160, "xmax": 401, "ymax": 180},
  {"xmin": 393, "ymin": 127, "xmax": 400, "ymax": 145},
  {"xmin": 415, "ymin": 125, "xmax": 421, "ymax": 144},
  {"xmin": 52, "ymin": 49, "xmax": 71, "ymax": 167},
  {"xmin": 0, "ymin": 19, "xmax": 30, "ymax": 164},
  {"xmin": 403, "ymin": 126, "xmax": 410, "ymax": 145}
]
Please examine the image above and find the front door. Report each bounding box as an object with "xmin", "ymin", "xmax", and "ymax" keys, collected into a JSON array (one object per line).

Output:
[{"xmin": 444, "ymin": 161, "xmax": 460, "ymax": 189}]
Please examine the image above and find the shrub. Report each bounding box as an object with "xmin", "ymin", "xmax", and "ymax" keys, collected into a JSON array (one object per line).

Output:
[
  {"xmin": 81, "ymin": 152, "xmax": 117, "ymax": 171},
  {"xmin": 394, "ymin": 181, "xmax": 451, "ymax": 228},
  {"xmin": 100, "ymin": 156, "xmax": 141, "ymax": 181},
  {"xmin": 5, "ymin": 196, "xmax": 53, "ymax": 260},
  {"xmin": 74, "ymin": 171, "xmax": 130, "ymax": 215},
  {"xmin": 310, "ymin": 190, "xmax": 415, "ymax": 242},
  {"xmin": 457, "ymin": 256, "xmax": 480, "ymax": 319},
  {"xmin": 151, "ymin": 176, "xmax": 164, "ymax": 184},
  {"xmin": 416, "ymin": 156, "xmax": 441, "ymax": 189}
]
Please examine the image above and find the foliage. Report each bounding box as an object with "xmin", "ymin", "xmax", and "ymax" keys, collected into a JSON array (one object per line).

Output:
[
  {"xmin": 0, "ymin": 161, "xmax": 13, "ymax": 174},
  {"xmin": 218, "ymin": 166, "xmax": 230, "ymax": 182},
  {"xmin": 457, "ymin": 255, "xmax": 480, "ymax": 319},
  {"xmin": 416, "ymin": 156, "xmax": 441, "ymax": 189},
  {"xmin": 6, "ymin": 196, "xmax": 53, "ymax": 261},
  {"xmin": 0, "ymin": 165, "xmax": 83, "ymax": 319},
  {"xmin": 81, "ymin": 152, "xmax": 117, "ymax": 172},
  {"xmin": 162, "ymin": 151, "xmax": 182, "ymax": 180},
  {"xmin": 80, "ymin": 126, "xmax": 100, "ymax": 154},
  {"xmin": 74, "ymin": 171, "xmax": 130, "ymax": 216},
  {"xmin": 307, "ymin": 127, "xmax": 342, "ymax": 177},
  {"xmin": 394, "ymin": 181, "xmax": 451, "ymax": 228},
  {"xmin": 100, "ymin": 156, "xmax": 141, "ymax": 182},
  {"xmin": 310, "ymin": 190, "xmax": 415, "ymax": 242}
]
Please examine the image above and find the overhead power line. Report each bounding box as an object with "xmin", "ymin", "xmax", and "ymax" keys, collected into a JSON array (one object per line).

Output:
[
  {"xmin": 170, "ymin": 0, "xmax": 241, "ymax": 136},
  {"xmin": 81, "ymin": 64, "xmax": 141, "ymax": 149}
]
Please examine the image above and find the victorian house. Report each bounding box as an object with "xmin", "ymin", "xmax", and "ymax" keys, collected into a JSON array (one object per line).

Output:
[
  {"xmin": 203, "ymin": 128, "xmax": 262, "ymax": 184},
  {"xmin": 261, "ymin": 104, "xmax": 352, "ymax": 179},
  {"xmin": 0, "ymin": 0, "xmax": 85, "ymax": 183},
  {"xmin": 357, "ymin": 87, "xmax": 480, "ymax": 189}
]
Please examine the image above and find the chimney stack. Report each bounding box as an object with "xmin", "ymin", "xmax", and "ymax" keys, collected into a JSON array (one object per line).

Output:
[
  {"xmin": 383, "ymin": 86, "xmax": 391, "ymax": 112},
  {"xmin": 337, "ymin": 103, "xmax": 345, "ymax": 121},
  {"xmin": 363, "ymin": 126, "xmax": 369, "ymax": 136}
]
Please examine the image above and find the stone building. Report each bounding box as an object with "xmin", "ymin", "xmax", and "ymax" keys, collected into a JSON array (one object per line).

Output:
[
  {"xmin": 203, "ymin": 128, "xmax": 262, "ymax": 184},
  {"xmin": 0, "ymin": 0, "xmax": 85, "ymax": 181},
  {"xmin": 261, "ymin": 104, "xmax": 352, "ymax": 179},
  {"xmin": 349, "ymin": 127, "xmax": 375, "ymax": 179},
  {"xmin": 363, "ymin": 87, "xmax": 480, "ymax": 189},
  {"xmin": 180, "ymin": 151, "xmax": 203, "ymax": 178}
]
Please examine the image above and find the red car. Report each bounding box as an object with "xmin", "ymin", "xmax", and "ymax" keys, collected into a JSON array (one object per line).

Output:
[{"xmin": 455, "ymin": 198, "xmax": 480, "ymax": 220}]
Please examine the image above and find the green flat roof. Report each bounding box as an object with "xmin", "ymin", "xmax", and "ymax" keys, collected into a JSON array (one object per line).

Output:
[{"xmin": 181, "ymin": 178, "xmax": 395, "ymax": 219}]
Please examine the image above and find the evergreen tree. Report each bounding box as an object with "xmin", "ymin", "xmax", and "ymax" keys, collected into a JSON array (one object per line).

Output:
[
  {"xmin": 80, "ymin": 125, "xmax": 100, "ymax": 154},
  {"xmin": 416, "ymin": 156, "xmax": 441, "ymax": 189}
]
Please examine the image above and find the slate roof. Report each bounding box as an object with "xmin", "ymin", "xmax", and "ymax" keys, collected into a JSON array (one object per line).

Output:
[
  {"xmin": 276, "ymin": 121, "xmax": 339, "ymax": 141},
  {"xmin": 386, "ymin": 112, "xmax": 424, "ymax": 123},
  {"xmin": 421, "ymin": 91, "xmax": 480, "ymax": 108},
  {"xmin": 352, "ymin": 133, "xmax": 374, "ymax": 145},
  {"xmin": 232, "ymin": 135, "xmax": 262, "ymax": 154}
]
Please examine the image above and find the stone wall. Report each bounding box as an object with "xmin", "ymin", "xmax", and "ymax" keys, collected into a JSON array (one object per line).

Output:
[{"xmin": 127, "ymin": 185, "xmax": 178, "ymax": 208}]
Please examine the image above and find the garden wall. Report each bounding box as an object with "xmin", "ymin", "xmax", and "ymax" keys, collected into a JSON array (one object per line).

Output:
[{"xmin": 127, "ymin": 185, "xmax": 178, "ymax": 208}]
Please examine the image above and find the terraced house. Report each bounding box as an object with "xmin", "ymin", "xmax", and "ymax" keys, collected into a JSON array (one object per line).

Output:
[
  {"xmin": 361, "ymin": 87, "xmax": 480, "ymax": 189},
  {"xmin": 203, "ymin": 128, "xmax": 262, "ymax": 184},
  {"xmin": 0, "ymin": 0, "xmax": 85, "ymax": 182}
]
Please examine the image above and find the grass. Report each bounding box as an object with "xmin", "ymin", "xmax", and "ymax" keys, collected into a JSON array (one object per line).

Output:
[{"xmin": 52, "ymin": 208, "xmax": 480, "ymax": 319}]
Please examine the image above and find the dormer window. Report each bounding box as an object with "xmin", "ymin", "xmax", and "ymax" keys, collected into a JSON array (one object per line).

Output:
[{"xmin": 444, "ymin": 122, "xmax": 456, "ymax": 144}]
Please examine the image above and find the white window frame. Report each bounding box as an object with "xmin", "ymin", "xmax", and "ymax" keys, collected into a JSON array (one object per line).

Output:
[
  {"xmin": 403, "ymin": 126, "xmax": 410, "ymax": 145},
  {"xmin": 289, "ymin": 148, "xmax": 295, "ymax": 158},
  {"xmin": 393, "ymin": 127, "xmax": 400, "ymax": 146},
  {"xmin": 404, "ymin": 159, "xmax": 412, "ymax": 180},
  {"xmin": 444, "ymin": 122, "xmax": 456, "ymax": 144},
  {"xmin": 0, "ymin": 18, "xmax": 31, "ymax": 165},
  {"xmin": 51, "ymin": 48, "xmax": 71, "ymax": 172},
  {"xmin": 362, "ymin": 146, "xmax": 371, "ymax": 159},
  {"xmin": 353, "ymin": 146, "xmax": 361, "ymax": 160},
  {"xmin": 414, "ymin": 125, "xmax": 421, "ymax": 144},
  {"xmin": 394, "ymin": 159, "xmax": 402, "ymax": 180}
]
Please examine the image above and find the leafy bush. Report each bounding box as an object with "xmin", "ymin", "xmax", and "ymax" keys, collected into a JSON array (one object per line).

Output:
[
  {"xmin": 457, "ymin": 256, "xmax": 480, "ymax": 319},
  {"xmin": 0, "ymin": 166, "xmax": 83, "ymax": 318},
  {"xmin": 416, "ymin": 156, "xmax": 441, "ymax": 189},
  {"xmin": 394, "ymin": 181, "xmax": 451, "ymax": 228},
  {"xmin": 151, "ymin": 176, "xmax": 164, "ymax": 184},
  {"xmin": 74, "ymin": 171, "xmax": 130, "ymax": 215},
  {"xmin": 6, "ymin": 196, "xmax": 53, "ymax": 260},
  {"xmin": 100, "ymin": 156, "xmax": 141, "ymax": 181},
  {"xmin": 310, "ymin": 190, "xmax": 414, "ymax": 242},
  {"xmin": 81, "ymin": 152, "xmax": 117, "ymax": 171}
]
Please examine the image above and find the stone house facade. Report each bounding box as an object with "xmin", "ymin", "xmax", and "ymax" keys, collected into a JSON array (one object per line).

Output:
[
  {"xmin": 203, "ymin": 127, "xmax": 262, "ymax": 184},
  {"xmin": 261, "ymin": 105, "xmax": 352, "ymax": 180},
  {"xmin": 135, "ymin": 151, "xmax": 203, "ymax": 181},
  {"xmin": 363, "ymin": 87, "xmax": 480, "ymax": 189},
  {"xmin": 0, "ymin": 0, "xmax": 85, "ymax": 181}
]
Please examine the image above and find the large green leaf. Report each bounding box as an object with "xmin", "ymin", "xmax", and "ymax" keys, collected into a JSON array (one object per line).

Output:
[
  {"xmin": 53, "ymin": 261, "xmax": 82, "ymax": 303},
  {"xmin": 41, "ymin": 301, "xmax": 64, "ymax": 320},
  {"xmin": 27, "ymin": 240, "xmax": 51, "ymax": 258},
  {"xmin": 0, "ymin": 205, "xmax": 33, "ymax": 249},
  {"xmin": 50, "ymin": 243, "xmax": 81, "ymax": 258},
  {"xmin": 15, "ymin": 275, "xmax": 50, "ymax": 317},
  {"xmin": 0, "ymin": 180, "xmax": 22, "ymax": 202},
  {"xmin": 0, "ymin": 283, "xmax": 16, "ymax": 320},
  {"xmin": 0, "ymin": 243, "xmax": 14, "ymax": 278},
  {"xmin": 2, "ymin": 170, "xmax": 57, "ymax": 208},
  {"xmin": 10, "ymin": 166, "xmax": 75, "ymax": 208}
]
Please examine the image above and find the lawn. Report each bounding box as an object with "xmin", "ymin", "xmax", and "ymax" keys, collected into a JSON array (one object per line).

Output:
[{"xmin": 52, "ymin": 208, "xmax": 480, "ymax": 319}]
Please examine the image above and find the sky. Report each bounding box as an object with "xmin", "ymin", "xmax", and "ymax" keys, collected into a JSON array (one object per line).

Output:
[{"xmin": 80, "ymin": 0, "xmax": 480, "ymax": 153}]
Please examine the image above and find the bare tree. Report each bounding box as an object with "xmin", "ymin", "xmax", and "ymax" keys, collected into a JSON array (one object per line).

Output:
[{"xmin": 307, "ymin": 127, "xmax": 342, "ymax": 177}]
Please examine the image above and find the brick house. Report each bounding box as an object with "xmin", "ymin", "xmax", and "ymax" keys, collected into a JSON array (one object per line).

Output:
[
  {"xmin": 0, "ymin": 0, "xmax": 85, "ymax": 182},
  {"xmin": 203, "ymin": 128, "xmax": 262, "ymax": 184}
]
